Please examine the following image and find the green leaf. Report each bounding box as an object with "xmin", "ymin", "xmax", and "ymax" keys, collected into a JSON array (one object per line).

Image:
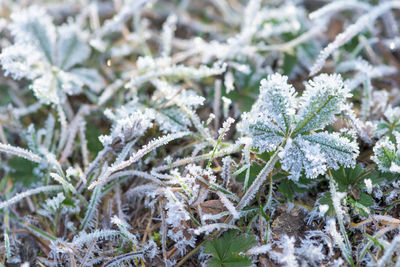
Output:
[
  {"xmin": 204, "ymin": 230, "xmax": 256, "ymax": 267},
  {"xmin": 330, "ymin": 164, "xmax": 384, "ymax": 192},
  {"xmin": 235, "ymin": 162, "xmax": 262, "ymax": 186},
  {"xmin": 0, "ymin": 84, "xmax": 12, "ymax": 106},
  {"xmin": 282, "ymin": 52, "xmax": 297, "ymax": 75},
  {"xmin": 86, "ymin": 123, "xmax": 103, "ymax": 156},
  {"xmin": 8, "ymin": 157, "xmax": 39, "ymax": 186},
  {"xmin": 358, "ymin": 192, "xmax": 374, "ymax": 208},
  {"xmin": 277, "ymin": 177, "xmax": 309, "ymax": 202}
]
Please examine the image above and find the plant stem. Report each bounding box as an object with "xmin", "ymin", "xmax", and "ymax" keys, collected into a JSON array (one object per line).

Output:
[{"xmin": 236, "ymin": 149, "xmax": 280, "ymax": 211}]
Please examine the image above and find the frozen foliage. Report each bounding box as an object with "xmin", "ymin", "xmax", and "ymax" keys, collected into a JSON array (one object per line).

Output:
[
  {"xmin": 372, "ymin": 132, "xmax": 400, "ymax": 173},
  {"xmin": 0, "ymin": 6, "xmax": 103, "ymax": 104},
  {"xmin": 1, "ymin": 0, "xmax": 400, "ymax": 266},
  {"xmin": 243, "ymin": 73, "xmax": 358, "ymax": 181}
]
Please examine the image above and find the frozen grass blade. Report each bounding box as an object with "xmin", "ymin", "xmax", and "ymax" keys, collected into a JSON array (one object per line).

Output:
[
  {"xmin": 0, "ymin": 142, "xmax": 44, "ymax": 163},
  {"xmin": 0, "ymin": 185, "xmax": 62, "ymax": 210}
]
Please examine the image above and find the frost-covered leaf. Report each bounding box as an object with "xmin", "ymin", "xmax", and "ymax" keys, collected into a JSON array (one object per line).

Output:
[
  {"xmin": 253, "ymin": 74, "xmax": 297, "ymax": 132},
  {"xmin": 55, "ymin": 24, "xmax": 90, "ymax": 70},
  {"xmin": 156, "ymin": 107, "xmax": 192, "ymax": 133},
  {"xmin": 372, "ymin": 132, "xmax": 400, "ymax": 173},
  {"xmin": 294, "ymin": 74, "xmax": 350, "ymax": 136},
  {"xmin": 30, "ymin": 72, "xmax": 59, "ymax": 103},
  {"xmin": 243, "ymin": 112, "xmax": 286, "ymax": 153},
  {"xmin": 68, "ymin": 68, "xmax": 105, "ymax": 93},
  {"xmin": 0, "ymin": 44, "xmax": 44, "ymax": 80},
  {"xmin": 243, "ymin": 73, "xmax": 357, "ymax": 181},
  {"xmin": 375, "ymin": 106, "xmax": 400, "ymax": 139},
  {"xmin": 9, "ymin": 6, "xmax": 56, "ymax": 63},
  {"xmin": 302, "ymin": 131, "xmax": 358, "ymax": 170},
  {"xmin": 244, "ymin": 73, "xmax": 296, "ymax": 153},
  {"xmin": 280, "ymin": 131, "xmax": 358, "ymax": 180},
  {"xmin": 279, "ymin": 137, "xmax": 327, "ymax": 181},
  {"xmin": 0, "ymin": 6, "xmax": 103, "ymax": 104}
]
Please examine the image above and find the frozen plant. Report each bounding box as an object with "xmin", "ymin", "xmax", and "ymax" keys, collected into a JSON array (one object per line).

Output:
[
  {"xmin": 372, "ymin": 131, "xmax": 400, "ymax": 173},
  {"xmin": 0, "ymin": 6, "xmax": 104, "ymax": 104},
  {"xmin": 239, "ymin": 73, "xmax": 359, "ymax": 209},
  {"xmin": 0, "ymin": 0, "xmax": 400, "ymax": 266}
]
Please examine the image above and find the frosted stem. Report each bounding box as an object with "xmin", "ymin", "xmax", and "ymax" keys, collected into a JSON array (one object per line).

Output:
[{"xmin": 236, "ymin": 149, "xmax": 280, "ymax": 211}]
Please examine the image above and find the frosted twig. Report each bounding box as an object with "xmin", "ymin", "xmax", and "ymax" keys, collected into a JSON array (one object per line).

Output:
[
  {"xmin": 57, "ymin": 103, "xmax": 69, "ymax": 152},
  {"xmin": 79, "ymin": 122, "xmax": 89, "ymax": 169},
  {"xmin": 60, "ymin": 105, "xmax": 91, "ymax": 163},
  {"xmin": 213, "ymin": 79, "xmax": 221, "ymax": 131},
  {"xmin": 253, "ymin": 24, "xmax": 325, "ymax": 52},
  {"xmin": 72, "ymin": 229, "xmax": 120, "ymax": 247}
]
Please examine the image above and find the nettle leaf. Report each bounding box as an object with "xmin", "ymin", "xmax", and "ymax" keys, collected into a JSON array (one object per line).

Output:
[
  {"xmin": 204, "ymin": 230, "xmax": 256, "ymax": 267},
  {"xmin": 244, "ymin": 73, "xmax": 358, "ymax": 181},
  {"xmin": 293, "ymin": 74, "xmax": 350, "ymax": 136},
  {"xmin": 372, "ymin": 132, "xmax": 400, "ymax": 173}
]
